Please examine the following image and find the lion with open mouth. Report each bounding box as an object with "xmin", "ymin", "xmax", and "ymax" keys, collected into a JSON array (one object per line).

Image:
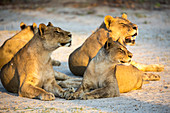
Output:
[{"xmin": 68, "ymin": 14, "xmax": 163, "ymax": 77}]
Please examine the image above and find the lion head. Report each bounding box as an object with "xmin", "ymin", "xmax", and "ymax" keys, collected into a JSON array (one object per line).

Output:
[
  {"xmin": 104, "ymin": 14, "xmax": 138, "ymax": 46},
  {"xmin": 104, "ymin": 38, "xmax": 133, "ymax": 64},
  {"xmin": 38, "ymin": 22, "xmax": 72, "ymax": 51},
  {"xmin": 0, "ymin": 22, "xmax": 38, "ymax": 69},
  {"xmin": 20, "ymin": 22, "xmax": 38, "ymax": 33}
]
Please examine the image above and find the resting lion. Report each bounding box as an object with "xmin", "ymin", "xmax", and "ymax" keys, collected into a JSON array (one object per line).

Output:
[
  {"xmin": 0, "ymin": 22, "xmax": 37, "ymax": 69},
  {"xmin": 0, "ymin": 22, "xmax": 60, "ymax": 70},
  {"xmin": 67, "ymin": 39, "xmax": 143, "ymax": 100},
  {"xmin": 68, "ymin": 14, "xmax": 164, "ymax": 76},
  {"xmin": 0, "ymin": 23, "xmax": 73, "ymax": 101}
]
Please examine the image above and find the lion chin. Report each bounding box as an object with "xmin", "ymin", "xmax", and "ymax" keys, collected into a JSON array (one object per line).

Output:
[
  {"xmin": 125, "ymin": 33, "xmax": 137, "ymax": 46},
  {"xmin": 118, "ymin": 60, "xmax": 131, "ymax": 66}
]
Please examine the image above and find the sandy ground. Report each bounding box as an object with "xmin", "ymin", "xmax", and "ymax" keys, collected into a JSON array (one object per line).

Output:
[{"xmin": 0, "ymin": 6, "xmax": 170, "ymax": 112}]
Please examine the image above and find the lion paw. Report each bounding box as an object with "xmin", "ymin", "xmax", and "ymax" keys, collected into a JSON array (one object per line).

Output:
[
  {"xmin": 39, "ymin": 92, "xmax": 55, "ymax": 101},
  {"xmin": 52, "ymin": 60, "xmax": 61, "ymax": 66},
  {"xmin": 143, "ymin": 64, "xmax": 164, "ymax": 72},
  {"xmin": 63, "ymin": 87, "xmax": 75, "ymax": 99},
  {"xmin": 79, "ymin": 93, "xmax": 94, "ymax": 100},
  {"xmin": 143, "ymin": 73, "xmax": 160, "ymax": 81},
  {"xmin": 65, "ymin": 91, "xmax": 80, "ymax": 100}
]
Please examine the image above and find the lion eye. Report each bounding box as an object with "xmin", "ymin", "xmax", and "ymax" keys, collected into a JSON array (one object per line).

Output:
[
  {"xmin": 55, "ymin": 31, "xmax": 60, "ymax": 33},
  {"xmin": 120, "ymin": 23, "xmax": 127, "ymax": 27},
  {"xmin": 118, "ymin": 48, "xmax": 126, "ymax": 54},
  {"xmin": 108, "ymin": 30, "xmax": 112, "ymax": 32},
  {"xmin": 118, "ymin": 48, "xmax": 123, "ymax": 51},
  {"xmin": 120, "ymin": 23, "xmax": 125, "ymax": 25}
]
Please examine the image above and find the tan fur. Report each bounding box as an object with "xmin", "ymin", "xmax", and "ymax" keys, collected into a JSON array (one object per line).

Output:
[
  {"xmin": 131, "ymin": 61, "xmax": 164, "ymax": 72},
  {"xmin": 0, "ymin": 23, "xmax": 73, "ymax": 101},
  {"xmin": 0, "ymin": 22, "xmax": 37, "ymax": 69},
  {"xmin": 0, "ymin": 22, "xmax": 61, "ymax": 70},
  {"xmin": 115, "ymin": 65, "xmax": 143, "ymax": 93},
  {"xmin": 67, "ymin": 39, "xmax": 143, "ymax": 100},
  {"xmin": 68, "ymin": 14, "xmax": 164, "ymax": 77}
]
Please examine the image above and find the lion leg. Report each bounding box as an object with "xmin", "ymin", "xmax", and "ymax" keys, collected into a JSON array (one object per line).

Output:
[
  {"xmin": 19, "ymin": 83, "xmax": 55, "ymax": 101},
  {"xmin": 54, "ymin": 71, "xmax": 71, "ymax": 80},
  {"xmin": 66, "ymin": 84, "xmax": 90, "ymax": 100},
  {"xmin": 54, "ymin": 71, "xmax": 82, "ymax": 88},
  {"xmin": 80, "ymin": 84, "xmax": 120, "ymax": 100},
  {"xmin": 51, "ymin": 59, "xmax": 61, "ymax": 66},
  {"xmin": 43, "ymin": 77, "xmax": 74, "ymax": 98},
  {"xmin": 142, "ymin": 72, "xmax": 160, "ymax": 81},
  {"xmin": 131, "ymin": 61, "xmax": 164, "ymax": 72},
  {"xmin": 58, "ymin": 78, "xmax": 82, "ymax": 88}
]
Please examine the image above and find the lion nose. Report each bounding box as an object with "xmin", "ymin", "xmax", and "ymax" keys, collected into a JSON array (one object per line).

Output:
[
  {"xmin": 68, "ymin": 33, "xmax": 72, "ymax": 37},
  {"xmin": 128, "ymin": 52, "xmax": 133, "ymax": 58},
  {"xmin": 133, "ymin": 26, "xmax": 137, "ymax": 30}
]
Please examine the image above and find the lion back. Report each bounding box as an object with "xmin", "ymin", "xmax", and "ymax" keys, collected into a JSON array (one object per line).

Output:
[{"xmin": 0, "ymin": 23, "xmax": 37, "ymax": 69}]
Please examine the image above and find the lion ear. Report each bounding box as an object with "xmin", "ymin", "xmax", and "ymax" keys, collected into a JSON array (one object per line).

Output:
[
  {"xmin": 32, "ymin": 23, "xmax": 38, "ymax": 33},
  {"xmin": 20, "ymin": 22, "xmax": 27, "ymax": 30},
  {"xmin": 122, "ymin": 13, "xmax": 127, "ymax": 19},
  {"xmin": 38, "ymin": 23, "xmax": 47, "ymax": 36},
  {"xmin": 104, "ymin": 15, "xmax": 115, "ymax": 29},
  {"xmin": 104, "ymin": 38, "xmax": 114, "ymax": 50},
  {"xmin": 32, "ymin": 23, "xmax": 37, "ymax": 29},
  {"xmin": 47, "ymin": 22, "xmax": 53, "ymax": 27}
]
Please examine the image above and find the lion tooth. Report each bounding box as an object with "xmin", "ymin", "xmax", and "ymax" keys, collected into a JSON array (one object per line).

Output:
[
  {"xmin": 131, "ymin": 36, "xmax": 136, "ymax": 40},
  {"xmin": 122, "ymin": 63, "xmax": 130, "ymax": 66}
]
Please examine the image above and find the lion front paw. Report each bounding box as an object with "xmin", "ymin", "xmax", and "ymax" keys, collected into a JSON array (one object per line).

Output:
[
  {"xmin": 144, "ymin": 64, "xmax": 164, "ymax": 72},
  {"xmin": 143, "ymin": 73, "xmax": 160, "ymax": 81},
  {"xmin": 52, "ymin": 60, "xmax": 61, "ymax": 66},
  {"xmin": 39, "ymin": 92, "xmax": 55, "ymax": 101},
  {"xmin": 62, "ymin": 87, "xmax": 75, "ymax": 99},
  {"xmin": 79, "ymin": 93, "xmax": 94, "ymax": 100},
  {"xmin": 154, "ymin": 64, "xmax": 164, "ymax": 72},
  {"xmin": 66, "ymin": 91, "xmax": 81, "ymax": 100}
]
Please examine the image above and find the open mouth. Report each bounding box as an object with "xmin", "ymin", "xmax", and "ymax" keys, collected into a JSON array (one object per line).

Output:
[
  {"xmin": 60, "ymin": 40, "xmax": 71, "ymax": 47},
  {"xmin": 119, "ymin": 60, "xmax": 131, "ymax": 66},
  {"xmin": 120, "ymin": 60, "xmax": 131, "ymax": 63},
  {"xmin": 125, "ymin": 33, "xmax": 137, "ymax": 45}
]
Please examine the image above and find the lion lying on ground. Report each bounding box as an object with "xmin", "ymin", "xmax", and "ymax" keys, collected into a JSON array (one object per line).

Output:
[
  {"xmin": 0, "ymin": 23, "xmax": 73, "ymax": 101},
  {"xmin": 68, "ymin": 14, "xmax": 164, "ymax": 77},
  {"xmin": 67, "ymin": 39, "xmax": 143, "ymax": 100},
  {"xmin": 0, "ymin": 22, "xmax": 60, "ymax": 70}
]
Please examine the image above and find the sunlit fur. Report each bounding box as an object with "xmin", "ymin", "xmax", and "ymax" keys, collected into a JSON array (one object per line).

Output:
[
  {"xmin": 69, "ymin": 14, "xmax": 138, "ymax": 76},
  {"xmin": 0, "ymin": 22, "xmax": 37, "ymax": 69},
  {"xmin": 0, "ymin": 23, "xmax": 72, "ymax": 101},
  {"xmin": 67, "ymin": 40, "xmax": 143, "ymax": 100},
  {"xmin": 69, "ymin": 14, "xmax": 163, "ymax": 77}
]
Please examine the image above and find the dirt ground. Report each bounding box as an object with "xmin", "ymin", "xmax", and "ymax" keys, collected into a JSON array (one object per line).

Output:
[{"xmin": 0, "ymin": 5, "xmax": 170, "ymax": 112}]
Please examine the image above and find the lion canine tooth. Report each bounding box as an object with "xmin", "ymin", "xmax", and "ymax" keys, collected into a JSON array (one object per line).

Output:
[{"xmin": 132, "ymin": 36, "xmax": 136, "ymax": 39}]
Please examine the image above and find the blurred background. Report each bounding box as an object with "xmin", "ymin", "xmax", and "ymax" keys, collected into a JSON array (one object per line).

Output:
[
  {"xmin": 0, "ymin": 0, "xmax": 170, "ymax": 112},
  {"xmin": 0, "ymin": 0, "xmax": 170, "ymax": 10}
]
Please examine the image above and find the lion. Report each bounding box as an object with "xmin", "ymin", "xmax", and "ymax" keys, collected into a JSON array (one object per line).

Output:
[
  {"xmin": 67, "ymin": 39, "xmax": 143, "ymax": 100},
  {"xmin": 0, "ymin": 22, "xmax": 37, "ymax": 69},
  {"xmin": 0, "ymin": 22, "xmax": 61, "ymax": 70},
  {"xmin": 0, "ymin": 23, "xmax": 73, "ymax": 101},
  {"xmin": 68, "ymin": 14, "xmax": 164, "ymax": 77}
]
